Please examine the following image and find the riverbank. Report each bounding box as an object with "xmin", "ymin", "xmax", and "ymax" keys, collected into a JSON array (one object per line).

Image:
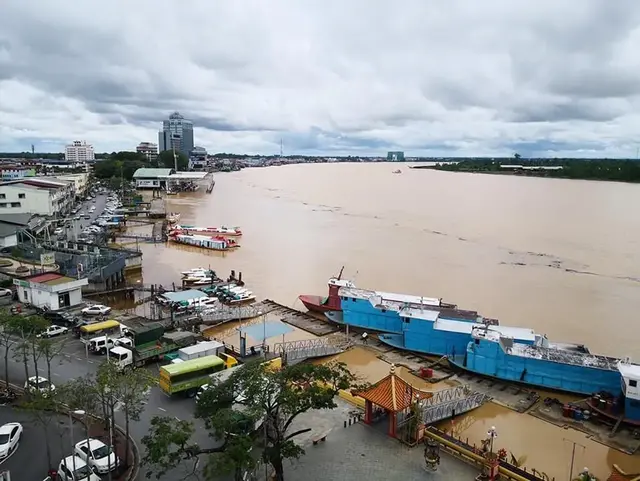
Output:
[{"xmin": 423, "ymin": 159, "xmax": 640, "ymax": 183}]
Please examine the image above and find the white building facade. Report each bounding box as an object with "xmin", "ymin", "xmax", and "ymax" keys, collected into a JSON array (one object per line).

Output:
[
  {"xmin": 0, "ymin": 179, "xmax": 74, "ymax": 216},
  {"xmin": 65, "ymin": 141, "xmax": 95, "ymax": 163},
  {"xmin": 136, "ymin": 142, "xmax": 158, "ymax": 162},
  {"xmin": 53, "ymin": 173, "xmax": 89, "ymax": 198},
  {"xmin": 14, "ymin": 273, "xmax": 88, "ymax": 310}
]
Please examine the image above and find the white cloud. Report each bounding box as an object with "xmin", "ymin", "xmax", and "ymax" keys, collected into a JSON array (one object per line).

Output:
[{"xmin": 1, "ymin": 0, "xmax": 640, "ymax": 157}]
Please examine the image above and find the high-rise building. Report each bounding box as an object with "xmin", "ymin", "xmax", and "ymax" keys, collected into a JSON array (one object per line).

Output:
[
  {"xmin": 65, "ymin": 141, "xmax": 95, "ymax": 163},
  {"xmin": 158, "ymin": 112, "xmax": 194, "ymax": 158},
  {"xmin": 136, "ymin": 142, "xmax": 158, "ymax": 162}
]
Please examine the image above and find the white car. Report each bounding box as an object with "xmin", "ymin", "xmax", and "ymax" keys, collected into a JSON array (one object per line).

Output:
[
  {"xmin": 0, "ymin": 422, "xmax": 22, "ymax": 458},
  {"xmin": 0, "ymin": 288, "xmax": 12, "ymax": 297},
  {"xmin": 37, "ymin": 324, "xmax": 69, "ymax": 338},
  {"xmin": 58, "ymin": 455, "xmax": 101, "ymax": 481},
  {"xmin": 74, "ymin": 438, "xmax": 119, "ymax": 474},
  {"xmin": 81, "ymin": 304, "xmax": 112, "ymax": 316},
  {"xmin": 53, "ymin": 227, "xmax": 64, "ymax": 235},
  {"xmin": 24, "ymin": 376, "xmax": 55, "ymax": 395}
]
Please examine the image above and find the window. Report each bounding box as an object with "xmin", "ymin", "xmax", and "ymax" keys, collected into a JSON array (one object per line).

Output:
[
  {"xmin": 0, "ymin": 194, "xmax": 5, "ymax": 199},
  {"xmin": 403, "ymin": 317, "xmax": 410, "ymax": 323},
  {"xmin": 18, "ymin": 193, "xmax": 25, "ymax": 199},
  {"xmin": 10, "ymin": 202, "xmax": 20, "ymax": 208},
  {"xmin": 630, "ymin": 380, "xmax": 637, "ymax": 388},
  {"xmin": 0, "ymin": 203, "xmax": 6, "ymax": 208}
]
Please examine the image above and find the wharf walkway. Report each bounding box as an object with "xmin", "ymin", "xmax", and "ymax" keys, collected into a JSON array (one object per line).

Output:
[{"xmin": 262, "ymin": 299, "xmax": 340, "ymax": 336}]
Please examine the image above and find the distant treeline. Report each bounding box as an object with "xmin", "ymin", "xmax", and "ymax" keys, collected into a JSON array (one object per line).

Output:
[{"xmin": 431, "ymin": 159, "xmax": 640, "ymax": 183}]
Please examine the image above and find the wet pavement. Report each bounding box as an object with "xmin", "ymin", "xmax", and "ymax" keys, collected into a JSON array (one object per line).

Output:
[
  {"xmin": 0, "ymin": 405, "xmax": 85, "ymax": 481},
  {"xmin": 285, "ymin": 421, "xmax": 479, "ymax": 481}
]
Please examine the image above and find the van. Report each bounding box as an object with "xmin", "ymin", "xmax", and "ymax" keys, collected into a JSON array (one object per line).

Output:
[{"xmin": 88, "ymin": 336, "xmax": 116, "ymax": 354}]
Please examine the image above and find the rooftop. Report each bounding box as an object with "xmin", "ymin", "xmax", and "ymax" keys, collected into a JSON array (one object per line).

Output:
[
  {"xmin": 132, "ymin": 168, "xmax": 175, "ymax": 179},
  {"xmin": 27, "ymin": 273, "xmax": 76, "ymax": 285},
  {"xmin": 160, "ymin": 289, "xmax": 208, "ymax": 303},
  {"xmin": 355, "ymin": 366, "xmax": 416, "ymax": 412},
  {"xmin": 339, "ymin": 287, "xmax": 442, "ymax": 309}
]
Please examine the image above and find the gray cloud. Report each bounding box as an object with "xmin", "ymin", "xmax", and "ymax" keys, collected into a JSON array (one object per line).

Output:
[{"xmin": 0, "ymin": 0, "xmax": 640, "ymax": 156}]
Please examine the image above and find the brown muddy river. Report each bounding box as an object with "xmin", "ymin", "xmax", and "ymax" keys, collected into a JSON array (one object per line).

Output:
[{"xmin": 131, "ymin": 163, "xmax": 640, "ymax": 479}]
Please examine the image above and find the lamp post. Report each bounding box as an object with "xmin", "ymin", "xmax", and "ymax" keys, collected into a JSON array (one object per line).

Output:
[
  {"xmin": 67, "ymin": 410, "xmax": 86, "ymax": 474},
  {"xmin": 486, "ymin": 426, "xmax": 497, "ymax": 455}
]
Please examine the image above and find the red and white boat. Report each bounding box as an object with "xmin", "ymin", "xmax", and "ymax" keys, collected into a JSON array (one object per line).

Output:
[
  {"xmin": 169, "ymin": 233, "xmax": 240, "ymax": 251},
  {"xmin": 298, "ymin": 267, "xmax": 355, "ymax": 314},
  {"xmin": 170, "ymin": 225, "xmax": 242, "ymax": 236}
]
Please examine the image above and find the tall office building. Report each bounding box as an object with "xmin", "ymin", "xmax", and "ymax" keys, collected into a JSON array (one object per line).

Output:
[
  {"xmin": 65, "ymin": 140, "xmax": 95, "ymax": 163},
  {"xmin": 158, "ymin": 112, "xmax": 194, "ymax": 158}
]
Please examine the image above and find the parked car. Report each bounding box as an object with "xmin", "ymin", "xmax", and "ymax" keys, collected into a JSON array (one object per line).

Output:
[
  {"xmin": 74, "ymin": 438, "xmax": 119, "ymax": 474},
  {"xmin": 81, "ymin": 304, "xmax": 112, "ymax": 316},
  {"xmin": 37, "ymin": 324, "xmax": 69, "ymax": 338},
  {"xmin": 53, "ymin": 227, "xmax": 64, "ymax": 235},
  {"xmin": 43, "ymin": 311, "xmax": 78, "ymax": 327},
  {"xmin": 0, "ymin": 288, "xmax": 12, "ymax": 297},
  {"xmin": 0, "ymin": 422, "xmax": 22, "ymax": 459},
  {"xmin": 24, "ymin": 376, "xmax": 55, "ymax": 396},
  {"xmin": 58, "ymin": 455, "xmax": 101, "ymax": 481}
]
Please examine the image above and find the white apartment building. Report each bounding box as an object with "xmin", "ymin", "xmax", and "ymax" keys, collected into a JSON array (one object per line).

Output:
[
  {"xmin": 65, "ymin": 140, "xmax": 95, "ymax": 163},
  {"xmin": 136, "ymin": 142, "xmax": 158, "ymax": 161},
  {"xmin": 0, "ymin": 179, "xmax": 75, "ymax": 216}
]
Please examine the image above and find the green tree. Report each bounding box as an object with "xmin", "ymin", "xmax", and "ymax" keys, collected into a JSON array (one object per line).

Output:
[
  {"xmin": 158, "ymin": 150, "xmax": 188, "ymax": 171},
  {"xmin": 0, "ymin": 310, "xmax": 20, "ymax": 387},
  {"xmin": 19, "ymin": 389, "xmax": 61, "ymax": 470},
  {"xmin": 142, "ymin": 360, "xmax": 360, "ymax": 481}
]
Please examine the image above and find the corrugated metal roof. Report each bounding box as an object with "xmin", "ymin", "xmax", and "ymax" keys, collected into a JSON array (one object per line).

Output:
[
  {"xmin": 133, "ymin": 168, "xmax": 174, "ymax": 178},
  {"xmin": 28, "ymin": 273, "xmax": 63, "ymax": 283},
  {"xmin": 161, "ymin": 289, "xmax": 207, "ymax": 303}
]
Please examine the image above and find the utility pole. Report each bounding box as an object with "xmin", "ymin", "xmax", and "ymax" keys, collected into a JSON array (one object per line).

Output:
[{"xmin": 563, "ymin": 438, "xmax": 585, "ymax": 481}]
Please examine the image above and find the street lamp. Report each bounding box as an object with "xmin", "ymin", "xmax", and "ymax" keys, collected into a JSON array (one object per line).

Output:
[
  {"xmin": 486, "ymin": 426, "xmax": 498, "ymax": 455},
  {"xmin": 67, "ymin": 410, "xmax": 86, "ymax": 474}
]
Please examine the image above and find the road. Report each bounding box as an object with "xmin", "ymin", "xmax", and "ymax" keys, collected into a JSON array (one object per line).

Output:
[
  {"xmin": 54, "ymin": 193, "xmax": 108, "ymax": 242},
  {"xmin": 0, "ymin": 405, "xmax": 85, "ymax": 481},
  {"xmin": 3, "ymin": 335, "xmax": 214, "ymax": 480}
]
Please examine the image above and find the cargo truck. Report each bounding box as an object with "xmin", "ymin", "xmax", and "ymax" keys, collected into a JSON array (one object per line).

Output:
[
  {"xmin": 120, "ymin": 323, "xmax": 165, "ymax": 347},
  {"xmin": 109, "ymin": 331, "xmax": 198, "ymax": 369}
]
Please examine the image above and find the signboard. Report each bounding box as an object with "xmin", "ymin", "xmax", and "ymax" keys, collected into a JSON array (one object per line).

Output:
[
  {"xmin": 137, "ymin": 180, "xmax": 159, "ymax": 188},
  {"xmin": 40, "ymin": 252, "xmax": 55, "ymax": 266},
  {"xmin": 12, "ymin": 279, "xmax": 29, "ymax": 288}
]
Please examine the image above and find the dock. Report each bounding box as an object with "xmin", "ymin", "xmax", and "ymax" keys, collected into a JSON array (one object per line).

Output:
[
  {"xmin": 261, "ymin": 299, "xmax": 340, "ymax": 336},
  {"xmin": 198, "ymin": 302, "xmax": 267, "ymax": 325},
  {"xmin": 149, "ymin": 198, "xmax": 166, "ymax": 219}
]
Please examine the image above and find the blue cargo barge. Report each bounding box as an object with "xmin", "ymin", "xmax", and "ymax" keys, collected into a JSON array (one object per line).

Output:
[
  {"xmin": 325, "ymin": 286, "xmax": 494, "ymax": 335},
  {"xmin": 449, "ymin": 326, "xmax": 640, "ymax": 422},
  {"xmin": 377, "ymin": 306, "xmax": 536, "ymax": 358}
]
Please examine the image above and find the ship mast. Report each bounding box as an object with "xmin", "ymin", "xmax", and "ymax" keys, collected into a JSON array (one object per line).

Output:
[{"xmin": 337, "ymin": 266, "xmax": 344, "ymax": 280}]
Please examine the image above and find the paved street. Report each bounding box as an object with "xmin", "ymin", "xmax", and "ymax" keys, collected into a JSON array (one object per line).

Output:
[
  {"xmin": 57, "ymin": 192, "xmax": 108, "ymax": 241},
  {"xmin": 0, "ymin": 405, "xmax": 85, "ymax": 481}
]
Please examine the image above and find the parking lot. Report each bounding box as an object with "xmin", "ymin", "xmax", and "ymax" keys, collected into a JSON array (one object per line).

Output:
[
  {"xmin": 53, "ymin": 191, "xmax": 123, "ymax": 244},
  {"xmin": 0, "ymin": 405, "xmax": 85, "ymax": 480}
]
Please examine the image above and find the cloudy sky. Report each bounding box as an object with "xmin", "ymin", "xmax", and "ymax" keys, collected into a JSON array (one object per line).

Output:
[{"xmin": 1, "ymin": 0, "xmax": 640, "ymax": 158}]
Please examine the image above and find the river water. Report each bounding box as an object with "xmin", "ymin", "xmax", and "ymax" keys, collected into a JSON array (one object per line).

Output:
[{"xmin": 137, "ymin": 163, "xmax": 640, "ymax": 479}]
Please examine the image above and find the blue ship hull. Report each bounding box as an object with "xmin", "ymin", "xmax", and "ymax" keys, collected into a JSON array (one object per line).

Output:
[{"xmin": 450, "ymin": 338, "xmax": 622, "ymax": 397}]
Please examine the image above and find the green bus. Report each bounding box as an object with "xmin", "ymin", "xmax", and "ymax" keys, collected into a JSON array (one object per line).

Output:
[{"xmin": 159, "ymin": 354, "xmax": 226, "ymax": 397}]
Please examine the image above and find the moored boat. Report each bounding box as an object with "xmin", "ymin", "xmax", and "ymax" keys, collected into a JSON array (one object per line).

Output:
[
  {"xmin": 171, "ymin": 225, "xmax": 242, "ymax": 236},
  {"xmin": 449, "ymin": 326, "xmax": 626, "ymax": 396},
  {"xmin": 181, "ymin": 267, "xmax": 213, "ymax": 277},
  {"xmin": 170, "ymin": 233, "xmax": 240, "ymax": 251},
  {"xmin": 323, "ymin": 284, "xmax": 469, "ymax": 334},
  {"xmin": 298, "ymin": 267, "xmax": 355, "ymax": 314}
]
